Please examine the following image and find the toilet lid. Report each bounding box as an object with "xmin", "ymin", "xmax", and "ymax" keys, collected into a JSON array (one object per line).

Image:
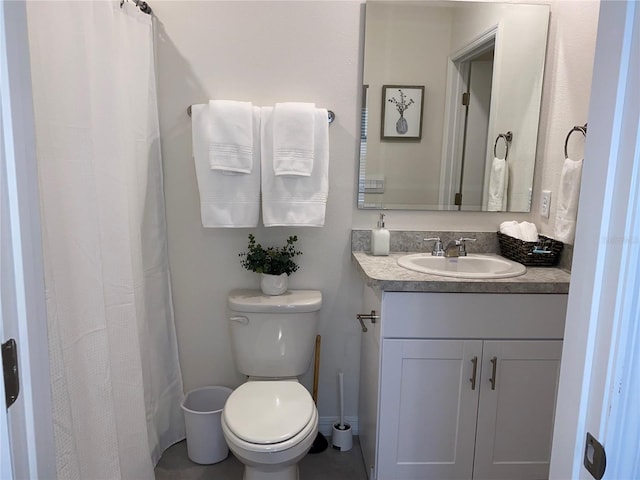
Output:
[{"xmin": 223, "ymin": 381, "xmax": 314, "ymax": 445}]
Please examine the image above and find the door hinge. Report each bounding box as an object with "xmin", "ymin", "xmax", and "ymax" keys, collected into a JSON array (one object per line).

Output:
[
  {"xmin": 462, "ymin": 92, "xmax": 470, "ymax": 106},
  {"xmin": 2, "ymin": 338, "xmax": 19, "ymax": 408},
  {"xmin": 455, "ymin": 192, "xmax": 463, "ymax": 205},
  {"xmin": 584, "ymin": 432, "xmax": 606, "ymax": 480}
]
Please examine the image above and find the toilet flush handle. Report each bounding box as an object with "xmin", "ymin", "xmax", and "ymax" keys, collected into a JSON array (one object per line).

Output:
[
  {"xmin": 356, "ymin": 310, "xmax": 379, "ymax": 332},
  {"xmin": 229, "ymin": 316, "xmax": 249, "ymax": 325}
]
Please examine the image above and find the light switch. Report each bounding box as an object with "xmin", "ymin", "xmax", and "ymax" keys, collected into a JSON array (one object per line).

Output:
[{"xmin": 540, "ymin": 190, "xmax": 551, "ymax": 218}]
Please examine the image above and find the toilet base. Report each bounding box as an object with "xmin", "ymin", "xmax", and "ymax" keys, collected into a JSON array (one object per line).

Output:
[{"xmin": 243, "ymin": 464, "xmax": 298, "ymax": 480}]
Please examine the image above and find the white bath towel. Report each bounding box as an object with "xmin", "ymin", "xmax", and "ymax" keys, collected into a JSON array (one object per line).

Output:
[
  {"xmin": 500, "ymin": 220, "xmax": 522, "ymax": 239},
  {"xmin": 487, "ymin": 157, "xmax": 509, "ymax": 211},
  {"xmin": 273, "ymin": 102, "xmax": 316, "ymax": 176},
  {"xmin": 261, "ymin": 106, "xmax": 329, "ymax": 226},
  {"xmin": 499, "ymin": 220, "xmax": 539, "ymax": 241},
  {"xmin": 554, "ymin": 158, "xmax": 583, "ymax": 244},
  {"xmin": 519, "ymin": 221, "xmax": 540, "ymax": 242},
  {"xmin": 208, "ymin": 100, "xmax": 254, "ymax": 174},
  {"xmin": 192, "ymin": 104, "xmax": 261, "ymax": 227}
]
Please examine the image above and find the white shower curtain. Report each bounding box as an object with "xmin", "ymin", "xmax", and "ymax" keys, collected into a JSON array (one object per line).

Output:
[{"xmin": 26, "ymin": 2, "xmax": 184, "ymax": 478}]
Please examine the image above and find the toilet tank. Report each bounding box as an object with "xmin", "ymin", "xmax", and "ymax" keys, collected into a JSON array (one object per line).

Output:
[{"xmin": 227, "ymin": 289, "xmax": 322, "ymax": 378}]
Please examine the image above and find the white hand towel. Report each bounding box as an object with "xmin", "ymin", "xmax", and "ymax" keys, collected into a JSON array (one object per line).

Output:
[
  {"xmin": 500, "ymin": 220, "xmax": 522, "ymax": 239},
  {"xmin": 487, "ymin": 157, "xmax": 509, "ymax": 211},
  {"xmin": 519, "ymin": 221, "xmax": 539, "ymax": 242},
  {"xmin": 554, "ymin": 158, "xmax": 583, "ymax": 244},
  {"xmin": 273, "ymin": 102, "xmax": 316, "ymax": 176},
  {"xmin": 192, "ymin": 104, "xmax": 260, "ymax": 227},
  {"xmin": 261, "ymin": 106, "xmax": 329, "ymax": 226},
  {"xmin": 208, "ymin": 100, "xmax": 254, "ymax": 174}
]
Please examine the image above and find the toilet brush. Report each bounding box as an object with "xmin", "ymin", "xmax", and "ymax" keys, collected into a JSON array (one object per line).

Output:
[
  {"xmin": 309, "ymin": 335, "xmax": 328, "ymax": 453},
  {"xmin": 331, "ymin": 371, "xmax": 352, "ymax": 451}
]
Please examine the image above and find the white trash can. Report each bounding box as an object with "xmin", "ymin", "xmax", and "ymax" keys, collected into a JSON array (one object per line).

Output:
[{"xmin": 181, "ymin": 386, "xmax": 233, "ymax": 464}]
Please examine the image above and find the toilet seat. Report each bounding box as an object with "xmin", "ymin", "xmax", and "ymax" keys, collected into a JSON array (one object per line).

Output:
[{"xmin": 223, "ymin": 381, "xmax": 316, "ymax": 452}]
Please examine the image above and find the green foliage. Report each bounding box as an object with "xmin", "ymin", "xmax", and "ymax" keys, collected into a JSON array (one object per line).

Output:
[{"xmin": 239, "ymin": 234, "xmax": 302, "ymax": 276}]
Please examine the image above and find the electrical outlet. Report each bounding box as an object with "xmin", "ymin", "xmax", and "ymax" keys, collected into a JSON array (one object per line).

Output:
[{"xmin": 540, "ymin": 190, "xmax": 552, "ymax": 218}]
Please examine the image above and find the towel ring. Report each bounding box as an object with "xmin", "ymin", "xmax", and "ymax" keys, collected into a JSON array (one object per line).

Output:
[
  {"xmin": 493, "ymin": 131, "xmax": 513, "ymax": 160},
  {"xmin": 564, "ymin": 123, "xmax": 587, "ymax": 159}
]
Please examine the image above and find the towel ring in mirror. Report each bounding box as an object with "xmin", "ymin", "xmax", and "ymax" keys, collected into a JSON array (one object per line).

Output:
[{"xmin": 493, "ymin": 131, "xmax": 513, "ymax": 160}]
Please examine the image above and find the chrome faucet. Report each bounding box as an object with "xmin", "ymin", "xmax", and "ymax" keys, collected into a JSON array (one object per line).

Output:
[
  {"xmin": 444, "ymin": 239, "xmax": 461, "ymax": 257},
  {"xmin": 444, "ymin": 237, "xmax": 477, "ymax": 257},
  {"xmin": 424, "ymin": 237, "xmax": 444, "ymax": 256}
]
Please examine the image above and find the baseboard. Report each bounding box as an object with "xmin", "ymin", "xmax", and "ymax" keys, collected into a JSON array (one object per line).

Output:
[{"xmin": 318, "ymin": 416, "xmax": 359, "ymax": 436}]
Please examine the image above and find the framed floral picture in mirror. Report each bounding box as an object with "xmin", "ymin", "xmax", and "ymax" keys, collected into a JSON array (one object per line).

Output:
[{"xmin": 381, "ymin": 85, "xmax": 424, "ymax": 140}]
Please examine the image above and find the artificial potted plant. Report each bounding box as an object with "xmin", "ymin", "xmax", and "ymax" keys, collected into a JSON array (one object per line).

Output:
[{"xmin": 239, "ymin": 234, "xmax": 302, "ymax": 295}]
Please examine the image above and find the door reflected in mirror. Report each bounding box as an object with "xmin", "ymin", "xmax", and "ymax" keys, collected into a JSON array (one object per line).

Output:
[{"xmin": 358, "ymin": 1, "xmax": 550, "ymax": 212}]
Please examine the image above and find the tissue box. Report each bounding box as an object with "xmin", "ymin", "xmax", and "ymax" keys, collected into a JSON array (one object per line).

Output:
[{"xmin": 497, "ymin": 232, "xmax": 563, "ymax": 266}]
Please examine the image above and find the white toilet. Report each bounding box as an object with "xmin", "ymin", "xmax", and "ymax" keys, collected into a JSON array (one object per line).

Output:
[{"xmin": 222, "ymin": 289, "xmax": 322, "ymax": 480}]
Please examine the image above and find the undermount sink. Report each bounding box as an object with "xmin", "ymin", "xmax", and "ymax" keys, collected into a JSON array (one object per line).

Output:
[{"xmin": 397, "ymin": 253, "xmax": 526, "ymax": 279}]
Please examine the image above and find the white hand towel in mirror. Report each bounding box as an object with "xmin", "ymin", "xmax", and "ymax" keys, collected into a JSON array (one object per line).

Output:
[
  {"xmin": 192, "ymin": 104, "xmax": 260, "ymax": 227},
  {"xmin": 487, "ymin": 157, "xmax": 508, "ymax": 211},
  {"xmin": 208, "ymin": 100, "xmax": 254, "ymax": 174},
  {"xmin": 261, "ymin": 106, "xmax": 329, "ymax": 226},
  {"xmin": 554, "ymin": 158, "xmax": 583, "ymax": 244},
  {"xmin": 273, "ymin": 102, "xmax": 316, "ymax": 176}
]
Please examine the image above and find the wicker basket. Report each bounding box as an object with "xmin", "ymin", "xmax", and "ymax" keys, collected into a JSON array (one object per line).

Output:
[{"xmin": 497, "ymin": 231, "xmax": 563, "ymax": 266}]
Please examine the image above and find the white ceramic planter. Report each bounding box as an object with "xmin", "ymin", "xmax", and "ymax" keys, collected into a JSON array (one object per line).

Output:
[{"xmin": 260, "ymin": 273, "xmax": 288, "ymax": 295}]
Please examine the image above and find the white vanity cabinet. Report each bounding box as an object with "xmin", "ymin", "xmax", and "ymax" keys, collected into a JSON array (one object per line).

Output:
[{"xmin": 358, "ymin": 289, "xmax": 567, "ymax": 480}]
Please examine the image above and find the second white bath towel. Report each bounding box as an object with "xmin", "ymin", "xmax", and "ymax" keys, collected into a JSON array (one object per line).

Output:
[{"xmin": 261, "ymin": 106, "xmax": 329, "ymax": 226}]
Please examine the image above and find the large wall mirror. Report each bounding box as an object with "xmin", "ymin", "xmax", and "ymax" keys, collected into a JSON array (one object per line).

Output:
[{"xmin": 358, "ymin": 1, "xmax": 550, "ymax": 212}]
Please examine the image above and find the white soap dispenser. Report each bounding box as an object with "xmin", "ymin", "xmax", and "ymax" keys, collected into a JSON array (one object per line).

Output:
[{"xmin": 371, "ymin": 213, "xmax": 390, "ymax": 256}]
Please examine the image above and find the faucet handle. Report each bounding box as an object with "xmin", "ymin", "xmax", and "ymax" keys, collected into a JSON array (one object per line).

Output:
[
  {"xmin": 424, "ymin": 237, "xmax": 444, "ymax": 256},
  {"xmin": 457, "ymin": 237, "xmax": 476, "ymax": 256}
]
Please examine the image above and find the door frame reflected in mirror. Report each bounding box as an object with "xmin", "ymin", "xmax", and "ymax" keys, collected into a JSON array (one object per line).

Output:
[{"xmin": 441, "ymin": 28, "xmax": 496, "ymax": 211}]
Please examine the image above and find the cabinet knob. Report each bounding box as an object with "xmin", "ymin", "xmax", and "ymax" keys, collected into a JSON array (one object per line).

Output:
[{"xmin": 356, "ymin": 310, "xmax": 379, "ymax": 332}]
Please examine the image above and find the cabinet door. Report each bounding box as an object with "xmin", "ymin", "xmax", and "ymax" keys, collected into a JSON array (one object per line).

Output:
[
  {"xmin": 474, "ymin": 340, "xmax": 562, "ymax": 480},
  {"xmin": 378, "ymin": 339, "xmax": 483, "ymax": 480}
]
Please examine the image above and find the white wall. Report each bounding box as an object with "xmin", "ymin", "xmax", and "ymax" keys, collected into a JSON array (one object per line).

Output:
[
  {"xmin": 153, "ymin": 1, "xmax": 364, "ymax": 426},
  {"xmin": 154, "ymin": 0, "xmax": 599, "ymax": 427},
  {"xmin": 531, "ymin": 0, "xmax": 599, "ymax": 236}
]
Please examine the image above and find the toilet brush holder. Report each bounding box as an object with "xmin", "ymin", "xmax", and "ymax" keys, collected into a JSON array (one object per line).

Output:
[{"xmin": 331, "ymin": 422, "xmax": 353, "ymax": 452}]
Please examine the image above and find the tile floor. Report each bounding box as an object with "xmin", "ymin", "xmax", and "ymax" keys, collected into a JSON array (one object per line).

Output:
[{"xmin": 155, "ymin": 435, "xmax": 368, "ymax": 480}]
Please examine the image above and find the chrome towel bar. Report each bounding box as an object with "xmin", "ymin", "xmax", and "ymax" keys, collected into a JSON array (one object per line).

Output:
[{"xmin": 186, "ymin": 105, "xmax": 335, "ymax": 124}]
